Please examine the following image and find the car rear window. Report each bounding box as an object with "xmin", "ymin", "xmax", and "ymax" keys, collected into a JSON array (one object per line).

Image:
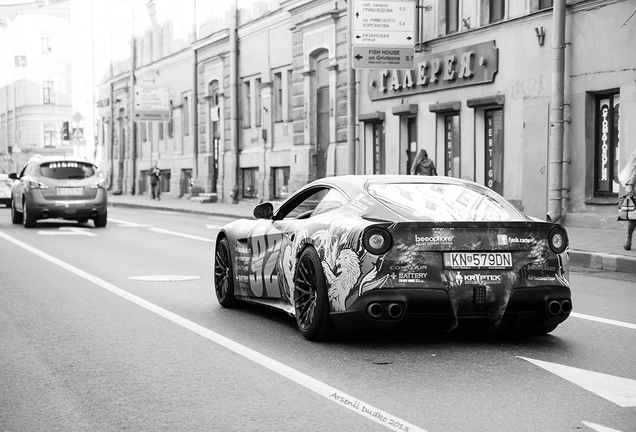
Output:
[
  {"xmin": 367, "ymin": 182, "xmax": 524, "ymax": 222},
  {"xmin": 39, "ymin": 161, "xmax": 96, "ymax": 180}
]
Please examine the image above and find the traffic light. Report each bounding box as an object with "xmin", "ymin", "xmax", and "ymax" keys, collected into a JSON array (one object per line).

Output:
[{"xmin": 61, "ymin": 121, "xmax": 70, "ymax": 141}]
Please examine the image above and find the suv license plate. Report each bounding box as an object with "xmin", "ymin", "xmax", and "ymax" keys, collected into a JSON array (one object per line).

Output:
[
  {"xmin": 57, "ymin": 187, "xmax": 84, "ymax": 195},
  {"xmin": 444, "ymin": 252, "xmax": 512, "ymax": 269}
]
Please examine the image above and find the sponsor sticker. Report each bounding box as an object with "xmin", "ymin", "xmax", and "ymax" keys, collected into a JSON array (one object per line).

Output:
[{"xmin": 455, "ymin": 272, "xmax": 502, "ymax": 286}]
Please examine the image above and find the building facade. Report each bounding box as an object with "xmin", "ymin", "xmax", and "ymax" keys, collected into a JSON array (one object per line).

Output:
[
  {"xmin": 0, "ymin": 0, "xmax": 73, "ymax": 174},
  {"xmin": 74, "ymin": 0, "xmax": 635, "ymax": 228}
]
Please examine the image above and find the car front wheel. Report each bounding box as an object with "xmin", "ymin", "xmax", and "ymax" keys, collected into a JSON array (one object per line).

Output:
[
  {"xmin": 23, "ymin": 200, "xmax": 36, "ymax": 228},
  {"xmin": 293, "ymin": 247, "xmax": 335, "ymax": 341},
  {"xmin": 11, "ymin": 198, "xmax": 23, "ymax": 224},
  {"xmin": 214, "ymin": 237, "xmax": 239, "ymax": 308}
]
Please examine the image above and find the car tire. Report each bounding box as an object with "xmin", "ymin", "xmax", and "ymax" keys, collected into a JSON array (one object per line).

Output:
[
  {"xmin": 23, "ymin": 200, "xmax": 36, "ymax": 228},
  {"xmin": 11, "ymin": 198, "xmax": 23, "ymax": 224},
  {"xmin": 293, "ymin": 247, "xmax": 335, "ymax": 342},
  {"xmin": 94, "ymin": 211, "xmax": 107, "ymax": 228},
  {"xmin": 214, "ymin": 237, "xmax": 240, "ymax": 308}
]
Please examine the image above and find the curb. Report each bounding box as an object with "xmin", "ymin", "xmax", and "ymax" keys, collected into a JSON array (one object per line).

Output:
[
  {"xmin": 569, "ymin": 250, "xmax": 636, "ymax": 274},
  {"xmin": 107, "ymin": 201, "xmax": 251, "ymax": 220}
]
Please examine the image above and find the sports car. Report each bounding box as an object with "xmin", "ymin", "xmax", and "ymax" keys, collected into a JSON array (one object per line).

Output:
[{"xmin": 214, "ymin": 175, "xmax": 571, "ymax": 341}]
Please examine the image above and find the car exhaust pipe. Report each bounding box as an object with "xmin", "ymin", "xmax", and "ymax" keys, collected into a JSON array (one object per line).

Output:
[
  {"xmin": 41, "ymin": 211, "xmax": 49, "ymax": 218},
  {"xmin": 560, "ymin": 299, "xmax": 572, "ymax": 314},
  {"xmin": 547, "ymin": 300, "xmax": 562, "ymax": 316},
  {"xmin": 366, "ymin": 303, "xmax": 383, "ymax": 319},
  {"xmin": 90, "ymin": 210, "xmax": 98, "ymax": 218},
  {"xmin": 387, "ymin": 303, "xmax": 403, "ymax": 319}
]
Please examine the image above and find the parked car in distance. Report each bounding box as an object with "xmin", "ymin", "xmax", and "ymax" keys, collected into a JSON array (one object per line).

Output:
[
  {"xmin": 0, "ymin": 173, "xmax": 12, "ymax": 207},
  {"xmin": 9, "ymin": 155, "xmax": 107, "ymax": 228},
  {"xmin": 214, "ymin": 175, "xmax": 571, "ymax": 341}
]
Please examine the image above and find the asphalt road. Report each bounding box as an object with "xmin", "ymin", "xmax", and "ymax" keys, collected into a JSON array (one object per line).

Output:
[{"xmin": 1, "ymin": 207, "xmax": 635, "ymax": 432}]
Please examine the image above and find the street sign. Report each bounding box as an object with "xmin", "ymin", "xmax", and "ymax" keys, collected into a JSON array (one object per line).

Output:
[
  {"xmin": 134, "ymin": 86, "xmax": 170, "ymax": 122},
  {"xmin": 352, "ymin": 0, "xmax": 416, "ymax": 47},
  {"xmin": 352, "ymin": 46, "xmax": 414, "ymax": 70}
]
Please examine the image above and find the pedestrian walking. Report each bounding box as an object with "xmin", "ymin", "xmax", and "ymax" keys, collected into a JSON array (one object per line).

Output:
[
  {"xmin": 618, "ymin": 149, "xmax": 636, "ymax": 250},
  {"xmin": 410, "ymin": 149, "xmax": 437, "ymax": 176},
  {"xmin": 150, "ymin": 162, "xmax": 161, "ymax": 201}
]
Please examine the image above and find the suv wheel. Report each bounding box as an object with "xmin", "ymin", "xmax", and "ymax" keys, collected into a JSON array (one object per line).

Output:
[
  {"xmin": 23, "ymin": 200, "xmax": 37, "ymax": 228},
  {"xmin": 94, "ymin": 211, "xmax": 107, "ymax": 228}
]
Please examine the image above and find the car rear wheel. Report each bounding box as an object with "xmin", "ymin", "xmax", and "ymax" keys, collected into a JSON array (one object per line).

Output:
[
  {"xmin": 23, "ymin": 200, "xmax": 36, "ymax": 228},
  {"xmin": 94, "ymin": 211, "xmax": 107, "ymax": 228},
  {"xmin": 293, "ymin": 247, "xmax": 335, "ymax": 341},
  {"xmin": 214, "ymin": 237, "xmax": 240, "ymax": 308},
  {"xmin": 11, "ymin": 198, "xmax": 23, "ymax": 224}
]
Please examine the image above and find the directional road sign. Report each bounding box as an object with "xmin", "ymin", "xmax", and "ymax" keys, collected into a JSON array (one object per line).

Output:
[
  {"xmin": 134, "ymin": 86, "xmax": 170, "ymax": 122},
  {"xmin": 352, "ymin": 46, "xmax": 414, "ymax": 70},
  {"xmin": 352, "ymin": 0, "xmax": 416, "ymax": 47}
]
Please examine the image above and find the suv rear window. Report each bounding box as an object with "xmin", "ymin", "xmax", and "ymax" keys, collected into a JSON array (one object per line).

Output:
[{"xmin": 39, "ymin": 161, "xmax": 96, "ymax": 180}]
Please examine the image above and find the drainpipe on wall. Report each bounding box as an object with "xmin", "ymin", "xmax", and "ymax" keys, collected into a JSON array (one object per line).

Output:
[
  {"xmin": 347, "ymin": 0, "xmax": 357, "ymax": 175},
  {"xmin": 230, "ymin": 0, "xmax": 240, "ymax": 204},
  {"xmin": 546, "ymin": 0, "xmax": 567, "ymax": 222}
]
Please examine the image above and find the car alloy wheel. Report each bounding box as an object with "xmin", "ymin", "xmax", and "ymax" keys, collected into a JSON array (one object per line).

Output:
[
  {"xmin": 214, "ymin": 237, "xmax": 239, "ymax": 308},
  {"xmin": 22, "ymin": 200, "xmax": 36, "ymax": 228},
  {"xmin": 293, "ymin": 247, "xmax": 335, "ymax": 341}
]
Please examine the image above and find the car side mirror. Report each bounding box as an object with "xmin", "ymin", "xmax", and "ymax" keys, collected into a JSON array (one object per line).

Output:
[
  {"xmin": 253, "ymin": 202, "xmax": 274, "ymax": 220},
  {"xmin": 8, "ymin": 173, "xmax": 18, "ymax": 180}
]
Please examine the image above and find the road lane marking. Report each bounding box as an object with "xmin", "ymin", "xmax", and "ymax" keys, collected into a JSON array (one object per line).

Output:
[
  {"xmin": 519, "ymin": 357, "xmax": 636, "ymax": 408},
  {"xmin": 582, "ymin": 421, "xmax": 623, "ymax": 432},
  {"xmin": 0, "ymin": 230, "xmax": 425, "ymax": 432},
  {"xmin": 205, "ymin": 224, "xmax": 225, "ymax": 230},
  {"xmin": 571, "ymin": 312, "xmax": 636, "ymax": 330},
  {"xmin": 107, "ymin": 218, "xmax": 153, "ymax": 228},
  {"xmin": 148, "ymin": 227, "xmax": 213, "ymax": 242},
  {"xmin": 38, "ymin": 227, "xmax": 97, "ymax": 236}
]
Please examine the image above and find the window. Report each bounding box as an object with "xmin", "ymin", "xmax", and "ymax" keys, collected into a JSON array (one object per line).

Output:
[
  {"xmin": 287, "ymin": 70, "xmax": 293, "ymax": 121},
  {"xmin": 274, "ymin": 72, "xmax": 283, "ymax": 122},
  {"xmin": 243, "ymin": 80, "xmax": 251, "ymax": 127},
  {"xmin": 255, "ymin": 78, "xmax": 262, "ymax": 127},
  {"xmin": 489, "ymin": 0, "xmax": 505, "ymax": 23},
  {"xmin": 41, "ymin": 30, "xmax": 52, "ymax": 53},
  {"xmin": 141, "ymin": 122, "xmax": 147, "ymax": 142},
  {"xmin": 444, "ymin": 114, "xmax": 460, "ymax": 177},
  {"xmin": 312, "ymin": 189, "xmax": 349, "ymax": 216},
  {"xmin": 594, "ymin": 93, "xmax": 620, "ymax": 196},
  {"xmin": 372, "ymin": 122, "xmax": 385, "ymax": 174},
  {"xmin": 44, "ymin": 124, "xmax": 56, "ymax": 147},
  {"xmin": 168, "ymin": 101, "xmax": 174, "ymax": 138},
  {"xmin": 148, "ymin": 122, "xmax": 153, "ymax": 142},
  {"xmin": 43, "ymin": 81, "xmax": 54, "ymax": 104},
  {"xmin": 273, "ymin": 167, "xmax": 289, "ymax": 199},
  {"xmin": 485, "ymin": 109, "xmax": 504, "ymax": 195},
  {"xmin": 539, "ymin": 0, "xmax": 553, "ymax": 10},
  {"xmin": 242, "ymin": 168, "xmax": 258, "ymax": 198},
  {"xmin": 182, "ymin": 95, "xmax": 189, "ymax": 136},
  {"xmin": 159, "ymin": 122, "xmax": 164, "ymax": 140},
  {"xmin": 446, "ymin": 0, "xmax": 459, "ymax": 34}
]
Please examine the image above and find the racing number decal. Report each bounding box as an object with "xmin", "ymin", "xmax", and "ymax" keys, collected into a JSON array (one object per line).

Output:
[{"xmin": 248, "ymin": 224, "xmax": 282, "ymax": 298}]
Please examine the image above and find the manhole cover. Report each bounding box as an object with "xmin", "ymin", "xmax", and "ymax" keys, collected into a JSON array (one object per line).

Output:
[{"xmin": 129, "ymin": 275, "xmax": 201, "ymax": 282}]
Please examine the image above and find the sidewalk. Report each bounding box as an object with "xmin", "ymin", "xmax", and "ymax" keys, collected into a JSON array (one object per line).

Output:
[{"xmin": 107, "ymin": 192, "xmax": 636, "ymax": 275}]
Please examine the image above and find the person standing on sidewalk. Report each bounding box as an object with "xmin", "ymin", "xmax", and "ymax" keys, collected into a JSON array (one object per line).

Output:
[
  {"xmin": 410, "ymin": 149, "xmax": 437, "ymax": 176},
  {"xmin": 150, "ymin": 162, "xmax": 161, "ymax": 201},
  {"xmin": 618, "ymin": 149, "xmax": 636, "ymax": 250}
]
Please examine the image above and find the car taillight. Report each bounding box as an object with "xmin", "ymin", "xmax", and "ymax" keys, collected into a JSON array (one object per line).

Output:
[
  {"xmin": 549, "ymin": 227, "xmax": 568, "ymax": 254},
  {"xmin": 90, "ymin": 178, "xmax": 106, "ymax": 189},
  {"xmin": 362, "ymin": 227, "xmax": 392, "ymax": 255},
  {"xmin": 28, "ymin": 180, "xmax": 49, "ymax": 189}
]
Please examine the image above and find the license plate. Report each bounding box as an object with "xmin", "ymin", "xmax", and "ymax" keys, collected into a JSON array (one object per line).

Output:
[
  {"xmin": 444, "ymin": 252, "xmax": 512, "ymax": 269},
  {"xmin": 57, "ymin": 187, "xmax": 84, "ymax": 195}
]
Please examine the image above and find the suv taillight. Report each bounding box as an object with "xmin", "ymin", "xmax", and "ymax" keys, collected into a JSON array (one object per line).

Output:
[
  {"xmin": 28, "ymin": 180, "xmax": 49, "ymax": 189},
  {"xmin": 90, "ymin": 178, "xmax": 106, "ymax": 189}
]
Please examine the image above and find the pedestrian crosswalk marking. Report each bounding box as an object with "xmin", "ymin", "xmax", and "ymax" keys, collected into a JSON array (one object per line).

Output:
[
  {"xmin": 519, "ymin": 357, "xmax": 636, "ymax": 407},
  {"xmin": 38, "ymin": 227, "xmax": 97, "ymax": 236}
]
